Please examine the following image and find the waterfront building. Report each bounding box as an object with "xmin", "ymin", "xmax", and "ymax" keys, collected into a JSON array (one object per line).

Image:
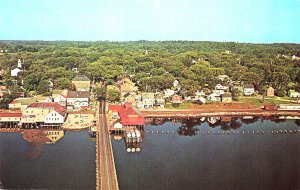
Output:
[
  {"xmin": 243, "ymin": 84, "xmax": 255, "ymax": 96},
  {"xmin": 62, "ymin": 110, "xmax": 95, "ymax": 130},
  {"xmin": 265, "ymin": 86, "xmax": 275, "ymax": 97},
  {"xmin": 0, "ymin": 112, "xmax": 22, "ymax": 122},
  {"xmin": 21, "ymin": 102, "xmax": 66, "ymax": 124},
  {"xmin": 108, "ymin": 102, "xmax": 145, "ymax": 128},
  {"xmin": 278, "ymin": 104, "xmax": 300, "ymax": 111},
  {"xmin": 66, "ymin": 91, "xmax": 90, "ymax": 110},
  {"xmin": 72, "ymin": 75, "xmax": 91, "ymax": 91}
]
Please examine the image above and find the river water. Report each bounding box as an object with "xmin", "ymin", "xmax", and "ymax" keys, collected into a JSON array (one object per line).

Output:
[
  {"xmin": 112, "ymin": 117, "xmax": 300, "ymax": 190},
  {"xmin": 0, "ymin": 116, "xmax": 300, "ymax": 190}
]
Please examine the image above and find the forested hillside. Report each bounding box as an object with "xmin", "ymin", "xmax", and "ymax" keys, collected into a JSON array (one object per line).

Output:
[{"xmin": 0, "ymin": 41, "xmax": 299, "ymax": 95}]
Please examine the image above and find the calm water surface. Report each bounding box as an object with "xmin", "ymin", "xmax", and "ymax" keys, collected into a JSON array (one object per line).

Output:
[
  {"xmin": 113, "ymin": 117, "xmax": 300, "ymax": 190},
  {"xmin": 1, "ymin": 117, "xmax": 300, "ymax": 190},
  {"xmin": 0, "ymin": 130, "xmax": 96, "ymax": 189}
]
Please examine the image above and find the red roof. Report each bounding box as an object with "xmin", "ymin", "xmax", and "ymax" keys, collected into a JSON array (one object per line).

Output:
[
  {"xmin": 9, "ymin": 100, "xmax": 18, "ymax": 104},
  {"xmin": 108, "ymin": 103, "xmax": 145, "ymax": 126},
  {"xmin": 29, "ymin": 102, "xmax": 65, "ymax": 115},
  {"xmin": 0, "ymin": 112, "xmax": 22, "ymax": 117}
]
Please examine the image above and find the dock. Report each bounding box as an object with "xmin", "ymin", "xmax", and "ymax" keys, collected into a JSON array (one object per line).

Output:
[{"xmin": 96, "ymin": 100, "xmax": 119, "ymax": 190}]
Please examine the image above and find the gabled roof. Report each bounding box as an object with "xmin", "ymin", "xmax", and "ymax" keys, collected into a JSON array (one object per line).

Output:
[
  {"xmin": 29, "ymin": 102, "xmax": 65, "ymax": 115},
  {"xmin": 0, "ymin": 112, "xmax": 22, "ymax": 117},
  {"xmin": 244, "ymin": 84, "xmax": 254, "ymax": 89},
  {"xmin": 142, "ymin": 93, "xmax": 155, "ymax": 99},
  {"xmin": 108, "ymin": 103, "xmax": 145, "ymax": 126},
  {"xmin": 72, "ymin": 75, "xmax": 90, "ymax": 82},
  {"xmin": 67, "ymin": 91, "xmax": 90, "ymax": 98}
]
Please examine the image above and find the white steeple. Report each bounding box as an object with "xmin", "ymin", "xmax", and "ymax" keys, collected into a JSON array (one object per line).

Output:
[{"xmin": 17, "ymin": 59, "xmax": 22, "ymax": 68}]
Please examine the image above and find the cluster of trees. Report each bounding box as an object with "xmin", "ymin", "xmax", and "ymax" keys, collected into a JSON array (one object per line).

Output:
[{"xmin": 0, "ymin": 41, "xmax": 299, "ymax": 97}]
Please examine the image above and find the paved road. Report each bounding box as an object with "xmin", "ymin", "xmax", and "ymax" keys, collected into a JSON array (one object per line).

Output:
[{"xmin": 96, "ymin": 101, "xmax": 118, "ymax": 190}]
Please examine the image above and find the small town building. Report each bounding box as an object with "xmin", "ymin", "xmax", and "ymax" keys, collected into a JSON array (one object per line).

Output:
[
  {"xmin": 62, "ymin": 110, "xmax": 96, "ymax": 129},
  {"xmin": 264, "ymin": 105, "xmax": 278, "ymax": 111},
  {"xmin": 0, "ymin": 112, "xmax": 22, "ymax": 122},
  {"xmin": 278, "ymin": 104, "xmax": 300, "ymax": 111},
  {"xmin": 171, "ymin": 95, "xmax": 182, "ymax": 104},
  {"xmin": 221, "ymin": 93, "xmax": 232, "ymax": 103},
  {"xmin": 207, "ymin": 93, "xmax": 221, "ymax": 102},
  {"xmin": 108, "ymin": 103, "xmax": 145, "ymax": 128},
  {"xmin": 9, "ymin": 98, "xmax": 37, "ymax": 110},
  {"xmin": 164, "ymin": 89, "xmax": 175, "ymax": 98},
  {"xmin": 72, "ymin": 75, "xmax": 91, "ymax": 91},
  {"xmin": 117, "ymin": 77, "xmax": 137, "ymax": 97},
  {"xmin": 155, "ymin": 93, "xmax": 165, "ymax": 108},
  {"xmin": 288, "ymin": 90, "xmax": 300, "ymax": 98},
  {"xmin": 265, "ymin": 86, "xmax": 275, "ymax": 97},
  {"xmin": 123, "ymin": 92, "xmax": 136, "ymax": 104},
  {"xmin": 67, "ymin": 91, "xmax": 90, "ymax": 110},
  {"xmin": 10, "ymin": 59, "xmax": 23, "ymax": 77},
  {"xmin": 215, "ymin": 84, "xmax": 228, "ymax": 91},
  {"xmin": 21, "ymin": 102, "xmax": 66, "ymax": 124},
  {"xmin": 243, "ymin": 84, "xmax": 255, "ymax": 96},
  {"xmin": 195, "ymin": 90, "xmax": 205, "ymax": 97},
  {"xmin": 53, "ymin": 94, "xmax": 67, "ymax": 107},
  {"xmin": 141, "ymin": 93, "xmax": 155, "ymax": 108}
]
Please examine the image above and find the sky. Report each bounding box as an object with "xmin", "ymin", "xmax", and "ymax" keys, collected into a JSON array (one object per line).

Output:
[{"xmin": 0, "ymin": 0, "xmax": 300, "ymax": 43}]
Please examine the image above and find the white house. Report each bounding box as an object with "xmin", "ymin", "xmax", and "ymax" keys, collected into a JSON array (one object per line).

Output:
[
  {"xmin": 67, "ymin": 91, "xmax": 90, "ymax": 110},
  {"xmin": 212, "ymin": 89, "xmax": 225, "ymax": 96},
  {"xmin": 163, "ymin": 89, "xmax": 175, "ymax": 98},
  {"xmin": 243, "ymin": 84, "xmax": 255, "ymax": 96},
  {"xmin": 289, "ymin": 90, "xmax": 300, "ymax": 98},
  {"xmin": 54, "ymin": 95, "xmax": 67, "ymax": 107},
  {"xmin": 141, "ymin": 93, "xmax": 155, "ymax": 108},
  {"xmin": 45, "ymin": 110, "xmax": 65, "ymax": 124},
  {"xmin": 207, "ymin": 93, "xmax": 221, "ymax": 102},
  {"xmin": 215, "ymin": 84, "xmax": 228, "ymax": 91},
  {"xmin": 195, "ymin": 90, "xmax": 205, "ymax": 97}
]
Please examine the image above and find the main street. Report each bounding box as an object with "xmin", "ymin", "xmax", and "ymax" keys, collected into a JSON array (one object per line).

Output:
[{"xmin": 96, "ymin": 100, "xmax": 119, "ymax": 190}]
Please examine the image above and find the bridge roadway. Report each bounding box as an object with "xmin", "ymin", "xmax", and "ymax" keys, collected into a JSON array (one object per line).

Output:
[{"xmin": 96, "ymin": 100, "xmax": 119, "ymax": 190}]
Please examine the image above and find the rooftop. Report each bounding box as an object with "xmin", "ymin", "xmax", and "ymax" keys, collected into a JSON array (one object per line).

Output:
[
  {"xmin": 0, "ymin": 112, "xmax": 22, "ymax": 117},
  {"xmin": 108, "ymin": 103, "xmax": 145, "ymax": 126},
  {"xmin": 72, "ymin": 75, "xmax": 90, "ymax": 82},
  {"xmin": 67, "ymin": 91, "xmax": 90, "ymax": 98},
  {"xmin": 29, "ymin": 102, "xmax": 65, "ymax": 115},
  {"xmin": 244, "ymin": 84, "xmax": 254, "ymax": 88}
]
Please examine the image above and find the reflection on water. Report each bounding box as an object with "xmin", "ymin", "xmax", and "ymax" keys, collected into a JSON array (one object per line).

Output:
[
  {"xmin": 112, "ymin": 116, "xmax": 300, "ymax": 190},
  {"xmin": 113, "ymin": 116, "xmax": 300, "ymax": 153},
  {"xmin": 0, "ymin": 126, "xmax": 96, "ymax": 189},
  {"xmin": 21, "ymin": 128, "xmax": 65, "ymax": 159}
]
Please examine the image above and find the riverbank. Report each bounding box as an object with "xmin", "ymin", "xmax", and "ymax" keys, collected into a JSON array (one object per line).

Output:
[{"xmin": 140, "ymin": 108, "xmax": 300, "ymax": 118}]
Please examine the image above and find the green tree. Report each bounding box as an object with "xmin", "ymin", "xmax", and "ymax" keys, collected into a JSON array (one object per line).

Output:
[{"xmin": 107, "ymin": 88, "xmax": 120, "ymax": 102}]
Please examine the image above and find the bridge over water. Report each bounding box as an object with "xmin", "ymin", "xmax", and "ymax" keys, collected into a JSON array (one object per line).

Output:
[{"xmin": 96, "ymin": 100, "xmax": 119, "ymax": 190}]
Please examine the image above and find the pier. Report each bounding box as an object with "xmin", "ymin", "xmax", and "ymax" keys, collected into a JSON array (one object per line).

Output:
[{"xmin": 96, "ymin": 100, "xmax": 119, "ymax": 190}]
